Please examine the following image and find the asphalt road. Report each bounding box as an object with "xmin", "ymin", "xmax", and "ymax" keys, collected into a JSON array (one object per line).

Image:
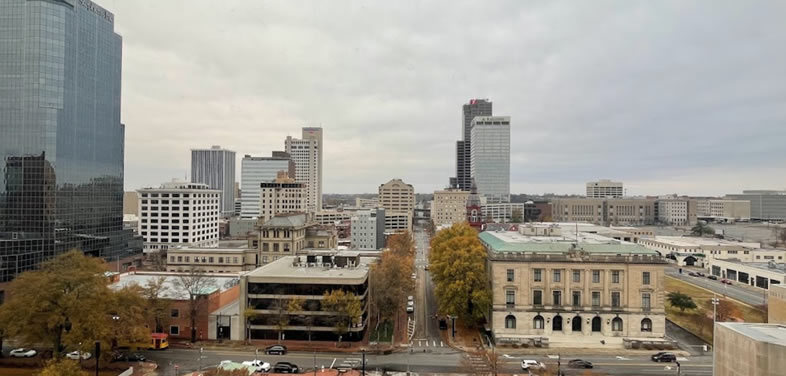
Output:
[
  {"xmin": 412, "ymin": 226, "xmax": 445, "ymax": 351},
  {"xmin": 666, "ymin": 266, "xmax": 766, "ymax": 306},
  {"xmin": 142, "ymin": 348, "xmax": 713, "ymax": 376}
]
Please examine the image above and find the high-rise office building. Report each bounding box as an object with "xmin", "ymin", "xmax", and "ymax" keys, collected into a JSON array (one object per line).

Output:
[
  {"xmin": 0, "ymin": 0, "xmax": 141, "ymax": 290},
  {"xmin": 379, "ymin": 178, "xmax": 415, "ymax": 232},
  {"xmin": 285, "ymin": 127, "xmax": 323, "ymax": 213},
  {"xmin": 259, "ymin": 172, "xmax": 307, "ymax": 223},
  {"xmin": 470, "ymin": 116, "xmax": 511, "ymax": 203},
  {"xmin": 191, "ymin": 146, "xmax": 236, "ymax": 217},
  {"xmin": 451, "ymin": 99, "xmax": 492, "ymax": 191},
  {"xmin": 240, "ymin": 152, "xmax": 294, "ymax": 219},
  {"xmin": 586, "ymin": 179, "xmax": 624, "ymax": 198}
]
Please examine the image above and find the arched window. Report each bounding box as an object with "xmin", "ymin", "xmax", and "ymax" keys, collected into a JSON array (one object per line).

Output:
[
  {"xmin": 533, "ymin": 315, "xmax": 544, "ymax": 329},
  {"xmin": 641, "ymin": 318, "xmax": 652, "ymax": 332},
  {"xmin": 612, "ymin": 317, "xmax": 623, "ymax": 332},
  {"xmin": 505, "ymin": 315, "xmax": 516, "ymax": 329},
  {"xmin": 552, "ymin": 315, "xmax": 563, "ymax": 331}
]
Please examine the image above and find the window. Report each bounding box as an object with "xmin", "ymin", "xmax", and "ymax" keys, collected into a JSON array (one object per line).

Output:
[
  {"xmin": 552, "ymin": 290, "xmax": 562, "ymax": 306},
  {"xmin": 263, "ymin": 243, "xmax": 269, "ymax": 252},
  {"xmin": 612, "ymin": 317, "xmax": 623, "ymax": 332},
  {"xmin": 505, "ymin": 315, "xmax": 516, "ymax": 329},
  {"xmin": 209, "ymin": 257, "xmax": 214, "ymax": 263},
  {"xmin": 612, "ymin": 271, "xmax": 621, "ymax": 283},
  {"xmin": 553, "ymin": 270, "xmax": 562, "ymax": 283},
  {"xmin": 177, "ymin": 256, "xmax": 182, "ymax": 262},
  {"xmin": 572, "ymin": 270, "xmax": 581, "ymax": 283},
  {"xmin": 171, "ymin": 309, "xmax": 179, "ymax": 318},
  {"xmin": 592, "ymin": 270, "xmax": 601, "ymax": 283},
  {"xmin": 572, "ymin": 291, "xmax": 581, "ymax": 307},
  {"xmin": 641, "ymin": 318, "xmax": 652, "ymax": 332},
  {"xmin": 507, "ymin": 269, "xmax": 514, "ymax": 282},
  {"xmin": 642, "ymin": 293, "xmax": 651, "ymax": 310},
  {"xmin": 169, "ymin": 256, "xmax": 175, "ymax": 262},
  {"xmin": 611, "ymin": 292, "xmax": 621, "ymax": 308},
  {"xmin": 533, "ymin": 315, "xmax": 544, "ymax": 329},
  {"xmin": 642, "ymin": 272, "xmax": 651, "ymax": 285},
  {"xmin": 592, "ymin": 291, "xmax": 601, "ymax": 307},
  {"xmin": 534, "ymin": 269, "xmax": 542, "ymax": 282},
  {"xmin": 506, "ymin": 290, "xmax": 515, "ymax": 306},
  {"xmin": 233, "ymin": 257, "xmax": 239, "ymax": 264},
  {"xmin": 533, "ymin": 290, "xmax": 543, "ymax": 305},
  {"xmin": 170, "ymin": 326, "xmax": 180, "ymax": 336},
  {"xmin": 218, "ymin": 257, "xmax": 224, "ymax": 263}
]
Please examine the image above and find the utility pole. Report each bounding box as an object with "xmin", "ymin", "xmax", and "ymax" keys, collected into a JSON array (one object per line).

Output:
[
  {"xmin": 711, "ymin": 295, "xmax": 720, "ymax": 376},
  {"xmin": 361, "ymin": 349, "xmax": 366, "ymax": 376}
]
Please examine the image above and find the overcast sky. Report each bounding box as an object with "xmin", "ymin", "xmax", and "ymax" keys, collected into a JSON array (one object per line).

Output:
[{"xmin": 113, "ymin": 0, "xmax": 786, "ymax": 196}]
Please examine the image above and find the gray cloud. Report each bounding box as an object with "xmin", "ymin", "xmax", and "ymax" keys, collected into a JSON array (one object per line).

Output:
[{"xmin": 114, "ymin": 0, "xmax": 786, "ymax": 195}]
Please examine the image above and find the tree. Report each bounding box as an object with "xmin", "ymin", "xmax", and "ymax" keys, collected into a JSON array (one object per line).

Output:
[
  {"xmin": 38, "ymin": 359, "xmax": 88, "ymax": 376},
  {"xmin": 429, "ymin": 223, "xmax": 491, "ymax": 323},
  {"xmin": 510, "ymin": 208, "xmax": 523, "ymax": 223},
  {"xmin": 0, "ymin": 250, "xmax": 148, "ymax": 359},
  {"xmin": 715, "ymin": 299, "xmax": 742, "ymax": 322},
  {"xmin": 386, "ymin": 231, "xmax": 415, "ymax": 258},
  {"xmin": 370, "ymin": 251, "xmax": 414, "ymax": 322},
  {"xmin": 243, "ymin": 307, "xmax": 258, "ymax": 344},
  {"xmin": 175, "ymin": 268, "xmax": 217, "ymax": 342},
  {"xmin": 322, "ymin": 289, "xmax": 363, "ymax": 340},
  {"xmin": 667, "ymin": 292, "xmax": 697, "ymax": 312},
  {"xmin": 691, "ymin": 222, "xmax": 715, "ymax": 237},
  {"xmin": 140, "ymin": 276, "xmax": 171, "ymax": 332}
]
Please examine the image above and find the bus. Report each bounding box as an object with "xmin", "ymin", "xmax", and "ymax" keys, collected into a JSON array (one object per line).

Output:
[{"xmin": 118, "ymin": 333, "xmax": 169, "ymax": 351}]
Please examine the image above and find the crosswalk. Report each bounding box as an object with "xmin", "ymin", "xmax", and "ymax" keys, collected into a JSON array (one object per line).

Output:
[
  {"xmin": 466, "ymin": 353, "xmax": 491, "ymax": 374},
  {"xmin": 410, "ymin": 339, "xmax": 446, "ymax": 348},
  {"xmin": 337, "ymin": 357, "xmax": 364, "ymax": 369},
  {"xmin": 407, "ymin": 317, "xmax": 416, "ymax": 340}
]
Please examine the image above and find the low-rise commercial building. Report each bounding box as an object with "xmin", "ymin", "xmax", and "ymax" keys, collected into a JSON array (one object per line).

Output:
[
  {"xmin": 165, "ymin": 247, "xmax": 258, "ymax": 273},
  {"xmin": 726, "ymin": 190, "xmax": 786, "ymax": 222},
  {"xmin": 351, "ymin": 209, "xmax": 385, "ymax": 250},
  {"xmin": 769, "ymin": 284, "xmax": 786, "ymax": 324},
  {"xmin": 481, "ymin": 229, "xmax": 668, "ymax": 347},
  {"xmin": 482, "ymin": 202, "xmax": 525, "ymax": 223},
  {"xmin": 639, "ymin": 236, "xmax": 785, "ymax": 266},
  {"xmin": 696, "ymin": 199, "xmax": 751, "ymax": 222},
  {"xmin": 249, "ymin": 213, "xmax": 336, "ymax": 265},
  {"xmin": 714, "ymin": 322, "xmax": 786, "ymax": 376},
  {"xmin": 227, "ymin": 217, "xmax": 257, "ymax": 239},
  {"xmin": 239, "ymin": 251, "xmax": 370, "ymax": 341},
  {"xmin": 708, "ymin": 259, "xmax": 786, "ymax": 289},
  {"xmin": 655, "ymin": 198, "xmax": 696, "ymax": 226},
  {"xmin": 314, "ymin": 210, "xmax": 353, "ymax": 225},
  {"xmin": 355, "ymin": 197, "xmax": 379, "ymax": 209},
  {"xmin": 431, "ymin": 189, "xmax": 470, "ymax": 227},
  {"xmin": 586, "ymin": 179, "xmax": 623, "ymax": 199},
  {"xmin": 384, "ymin": 212, "xmax": 411, "ymax": 234},
  {"xmin": 551, "ymin": 198, "xmax": 656, "ymax": 226}
]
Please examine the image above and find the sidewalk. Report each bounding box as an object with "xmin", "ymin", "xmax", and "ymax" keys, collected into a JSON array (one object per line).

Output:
[{"xmin": 170, "ymin": 339, "xmax": 395, "ymax": 354}]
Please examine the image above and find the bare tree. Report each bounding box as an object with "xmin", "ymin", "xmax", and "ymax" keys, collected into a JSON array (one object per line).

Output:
[
  {"xmin": 141, "ymin": 276, "xmax": 171, "ymax": 332},
  {"xmin": 175, "ymin": 268, "xmax": 217, "ymax": 342}
]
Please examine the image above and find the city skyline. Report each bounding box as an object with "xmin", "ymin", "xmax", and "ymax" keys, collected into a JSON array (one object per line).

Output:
[{"xmin": 109, "ymin": 1, "xmax": 786, "ymax": 195}]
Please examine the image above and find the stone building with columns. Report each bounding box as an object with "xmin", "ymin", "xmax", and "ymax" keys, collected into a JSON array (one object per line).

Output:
[{"xmin": 480, "ymin": 229, "xmax": 668, "ymax": 347}]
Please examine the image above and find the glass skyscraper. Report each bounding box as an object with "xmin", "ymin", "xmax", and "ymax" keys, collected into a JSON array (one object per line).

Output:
[{"xmin": 0, "ymin": 0, "xmax": 140, "ymax": 290}]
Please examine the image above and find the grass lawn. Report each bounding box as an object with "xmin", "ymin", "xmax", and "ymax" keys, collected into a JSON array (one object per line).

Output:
[
  {"xmin": 370, "ymin": 320, "xmax": 394, "ymax": 343},
  {"xmin": 665, "ymin": 276, "xmax": 766, "ymax": 343}
]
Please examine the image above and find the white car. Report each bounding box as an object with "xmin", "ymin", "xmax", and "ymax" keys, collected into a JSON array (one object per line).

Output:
[
  {"xmin": 66, "ymin": 351, "xmax": 91, "ymax": 360},
  {"xmin": 411, "ymin": 273, "xmax": 416, "ymax": 280},
  {"xmin": 406, "ymin": 304, "xmax": 414, "ymax": 313},
  {"xmin": 407, "ymin": 295, "xmax": 414, "ymax": 302},
  {"xmin": 10, "ymin": 348, "xmax": 37, "ymax": 358},
  {"xmin": 521, "ymin": 360, "xmax": 545, "ymax": 370},
  {"xmin": 242, "ymin": 360, "xmax": 271, "ymax": 372}
]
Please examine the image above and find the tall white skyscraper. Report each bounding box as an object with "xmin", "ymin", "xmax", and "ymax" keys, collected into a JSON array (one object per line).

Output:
[
  {"xmin": 240, "ymin": 152, "xmax": 294, "ymax": 218},
  {"xmin": 191, "ymin": 145, "xmax": 236, "ymax": 216},
  {"xmin": 470, "ymin": 116, "xmax": 510, "ymax": 203},
  {"xmin": 285, "ymin": 127, "xmax": 323, "ymax": 213}
]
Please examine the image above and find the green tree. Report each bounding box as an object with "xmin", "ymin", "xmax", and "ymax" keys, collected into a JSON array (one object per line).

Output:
[
  {"xmin": 38, "ymin": 359, "xmax": 88, "ymax": 376},
  {"xmin": 510, "ymin": 208, "xmax": 523, "ymax": 223},
  {"xmin": 667, "ymin": 292, "xmax": 698, "ymax": 312},
  {"xmin": 429, "ymin": 223, "xmax": 491, "ymax": 323},
  {"xmin": 322, "ymin": 289, "xmax": 363, "ymax": 340},
  {"xmin": 0, "ymin": 250, "xmax": 148, "ymax": 359},
  {"xmin": 691, "ymin": 222, "xmax": 715, "ymax": 236},
  {"xmin": 175, "ymin": 268, "xmax": 217, "ymax": 342}
]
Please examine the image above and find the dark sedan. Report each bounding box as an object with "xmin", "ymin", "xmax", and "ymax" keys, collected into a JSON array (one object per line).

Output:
[
  {"xmin": 265, "ymin": 344, "xmax": 287, "ymax": 355},
  {"xmin": 568, "ymin": 359, "xmax": 594, "ymax": 368},
  {"xmin": 651, "ymin": 352, "xmax": 676, "ymax": 362},
  {"xmin": 273, "ymin": 362, "xmax": 299, "ymax": 373}
]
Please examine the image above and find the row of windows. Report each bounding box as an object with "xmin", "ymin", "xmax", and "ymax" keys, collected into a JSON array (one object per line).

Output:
[
  {"xmin": 504, "ymin": 315, "xmax": 652, "ymax": 333},
  {"xmin": 170, "ymin": 255, "xmax": 240, "ymax": 264},
  {"xmin": 142, "ymin": 193, "xmax": 216, "ymax": 198},
  {"xmin": 508, "ymin": 269, "xmax": 651, "ymax": 285},
  {"xmin": 505, "ymin": 289, "xmax": 651, "ymax": 309}
]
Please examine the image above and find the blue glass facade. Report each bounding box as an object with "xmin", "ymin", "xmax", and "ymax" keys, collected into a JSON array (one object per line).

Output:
[{"xmin": 0, "ymin": 0, "xmax": 141, "ymax": 285}]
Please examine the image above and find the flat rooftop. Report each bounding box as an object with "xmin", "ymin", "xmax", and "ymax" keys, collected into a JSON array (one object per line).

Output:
[
  {"xmin": 110, "ymin": 272, "xmax": 239, "ymax": 300},
  {"xmin": 647, "ymin": 236, "xmax": 761, "ymax": 249},
  {"xmin": 168, "ymin": 247, "xmax": 252, "ymax": 253},
  {"xmin": 245, "ymin": 256, "xmax": 371, "ymax": 283},
  {"xmin": 717, "ymin": 323, "xmax": 786, "ymax": 346},
  {"xmin": 479, "ymin": 231, "xmax": 657, "ymax": 255},
  {"xmin": 715, "ymin": 259, "xmax": 786, "ymax": 274}
]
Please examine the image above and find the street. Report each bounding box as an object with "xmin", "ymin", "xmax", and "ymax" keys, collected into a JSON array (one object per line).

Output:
[
  {"xmin": 666, "ymin": 266, "xmax": 766, "ymax": 306},
  {"xmin": 412, "ymin": 226, "xmax": 449, "ymax": 353}
]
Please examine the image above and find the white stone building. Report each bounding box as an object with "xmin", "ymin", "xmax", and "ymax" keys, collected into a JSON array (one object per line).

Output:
[
  {"xmin": 586, "ymin": 179, "xmax": 623, "ymax": 198},
  {"xmin": 285, "ymin": 127, "xmax": 323, "ymax": 213},
  {"xmin": 259, "ymin": 172, "xmax": 307, "ymax": 223},
  {"xmin": 431, "ymin": 189, "xmax": 469, "ymax": 227}
]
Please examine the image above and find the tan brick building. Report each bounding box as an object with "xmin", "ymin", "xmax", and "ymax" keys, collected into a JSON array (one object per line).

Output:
[
  {"xmin": 379, "ymin": 178, "xmax": 414, "ymax": 231},
  {"xmin": 714, "ymin": 322, "xmax": 786, "ymax": 376},
  {"xmin": 551, "ymin": 197, "xmax": 656, "ymax": 226},
  {"xmin": 770, "ymin": 284, "xmax": 786, "ymax": 324},
  {"xmin": 480, "ymin": 230, "xmax": 667, "ymax": 346},
  {"xmin": 431, "ymin": 189, "xmax": 469, "ymax": 227}
]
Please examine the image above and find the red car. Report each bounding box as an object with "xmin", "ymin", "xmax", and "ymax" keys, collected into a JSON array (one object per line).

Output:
[{"xmin": 721, "ymin": 279, "xmax": 733, "ymax": 285}]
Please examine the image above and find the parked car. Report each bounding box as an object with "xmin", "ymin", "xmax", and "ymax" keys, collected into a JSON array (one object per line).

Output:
[
  {"xmin": 65, "ymin": 351, "xmax": 91, "ymax": 360},
  {"xmin": 424, "ymin": 265, "xmax": 429, "ymax": 271},
  {"xmin": 242, "ymin": 360, "xmax": 272, "ymax": 372},
  {"xmin": 407, "ymin": 295, "xmax": 414, "ymax": 302},
  {"xmin": 411, "ymin": 273, "xmax": 417, "ymax": 280},
  {"xmin": 439, "ymin": 319, "xmax": 448, "ymax": 330},
  {"xmin": 688, "ymin": 272, "xmax": 697, "ymax": 277},
  {"xmin": 520, "ymin": 360, "xmax": 545, "ymax": 370},
  {"xmin": 9, "ymin": 348, "xmax": 37, "ymax": 358},
  {"xmin": 696, "ymin": 272, "xmax": 705, "ymax": 277},
  {"xmin": 568, "ymin": 359, "xmax": 593, "ymax": 369},
  {"xmin": 407, "ymin": 304, "xmax": 414, "ymax": 313},
  {"xmin": 708, "ymin": 275, "xmax": 719, "ymax": 280},
  {"xmin": 265, "ymin": 344, "xmax": 287, "ymax": 355},
  {"xmin": 721, "ymin": 279, "xmax": 733, "ymax": 285},
  {"xmin": 113, "ymin": 353, "xmax": 146, "ymax": 362},
  {"xmin": 273, "ymin": 362, "xmax": 300, "ymax": 373},
  {"xmin": 651, "ymin": 352, "xmax": 677, "ymax": 362}
]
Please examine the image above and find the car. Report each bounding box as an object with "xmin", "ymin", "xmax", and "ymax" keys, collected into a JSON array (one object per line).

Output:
[
  {"xmin": 113, "ymin": 353, "xmax": 146, "ymax": 362},
  {"xmin": 265, "ymin": 344, "xmax": 287, "ymax": 355},
  {"xmin": 721, "ymin": 279, "xmax": 733, "ymax": 285},
  {"xmin": 9, "ymin": 348, "xmax": 37, "ymax": 358},
  {"xmin": 407, "ymin": 300, "xmax": 414, "ymax": 307},
  {"xmin": 411, "ymin": 273, "xmax": 416, "ymax": 280},
  {"xmin": 708, "ymin": 275, "xmax": 719, "ymax": 280},
  {"xmin": 439, "ymin": 319, "xmax": 448, "ymax": 330},
  {"xmin": 273, "ymin": 362, "xmax": 300, "ymax": 373},
  {"xmin": 568, "ymin": 359, "xmax": 593, "ymax": 369},
  {"xmin": 424, "ymin": 265, "xmax": 429, "ymax": 271},
  {"xmin": 696, "ymin": 272, "xmax": 705, "ymax": 277},
  {"xmin": 65, "ymin": 351, "xmax": 91, "ymax": 360},
  {"xmin": 651, "ymin": 352, "xmax": 677, "ymax": 362},
  {"xmin": 520, "ymin": 360, "xmax": 545, "ymax": 370},
  {"xmin": 242, "ymin": 360, "xmax": 272, "ymax": 372},
  {"xmin": 407, "ymin": 295, "xmax": 414, "ymax": 302},
  {"xmin": 406, "ymin": 304, "xmax": 414, "ymax": 313},
  {"xmin": 688, "ymin": 272, "xmax": 697, "ymax": 277}
]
